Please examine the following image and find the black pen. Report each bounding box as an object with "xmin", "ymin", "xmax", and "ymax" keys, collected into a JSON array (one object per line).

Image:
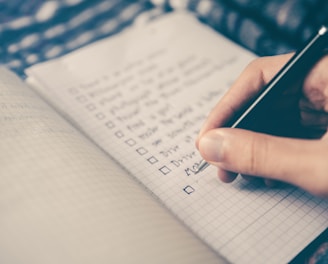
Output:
[{"xmin": 196, "ymin": 25, "xmax": 328, "ymax": 173}]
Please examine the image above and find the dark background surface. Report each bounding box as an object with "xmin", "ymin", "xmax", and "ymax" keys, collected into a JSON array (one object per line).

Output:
[{"xmin": 1, "ymin": 0, "xmax": 328, "ymax": 77}]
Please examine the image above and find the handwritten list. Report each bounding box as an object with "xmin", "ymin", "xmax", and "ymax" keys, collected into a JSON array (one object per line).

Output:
[
  {"xmin": 70, "ymin": 49, "xmax": 235, "ymax": 177},
  {"xmin": 26, "ymin": 13, "xmax": 328, "ymax": 264}
]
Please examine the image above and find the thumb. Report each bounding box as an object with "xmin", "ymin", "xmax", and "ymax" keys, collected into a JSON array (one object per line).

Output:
[{"xmin": 198, "ymin": 128, "xmax": 326, "ymax": 195}]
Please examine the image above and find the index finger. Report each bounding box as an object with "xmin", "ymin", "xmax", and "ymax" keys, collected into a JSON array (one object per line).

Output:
[{"xmin": 196, "ymin": 53, "xmax": 294, "ymax": 148}]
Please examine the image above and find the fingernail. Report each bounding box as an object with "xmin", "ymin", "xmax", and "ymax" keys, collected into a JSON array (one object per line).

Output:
[{"xmin": 199, "ymin": 132, "xmax": 224, "ymax": 162}]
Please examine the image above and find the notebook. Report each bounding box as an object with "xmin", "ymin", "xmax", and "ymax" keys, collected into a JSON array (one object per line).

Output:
[{"xmin": 1, "ymin": 11, "xmax": 327, "ymax": 264}]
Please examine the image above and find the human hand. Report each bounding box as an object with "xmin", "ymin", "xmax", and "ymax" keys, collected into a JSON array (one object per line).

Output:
[{"xmin": 196, "ymin": 53, "xmax": 328, "ymax": 197}]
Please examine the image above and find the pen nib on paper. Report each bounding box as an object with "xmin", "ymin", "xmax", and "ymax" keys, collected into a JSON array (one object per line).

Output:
[{"xmin": 195, "ymin": 160, "xmax": 209, "ymax": 174}]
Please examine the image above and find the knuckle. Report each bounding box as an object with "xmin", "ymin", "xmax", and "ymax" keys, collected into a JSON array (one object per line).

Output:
[
  {"xmin": 305, "ymin": 87, "xmax": 325, "ymax": 108},
  {"xmin": 303, "ymin": 62, "xmax": 328, "ymax": 112},
  {"xmin": 246, "ymin": 135, "xmax": 267, "ymax": 175}
]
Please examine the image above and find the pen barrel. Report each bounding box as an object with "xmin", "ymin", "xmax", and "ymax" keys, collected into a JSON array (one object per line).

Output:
[{"xmin": 225, "ymin": 25, "xmax": 328, "ymax": 137}]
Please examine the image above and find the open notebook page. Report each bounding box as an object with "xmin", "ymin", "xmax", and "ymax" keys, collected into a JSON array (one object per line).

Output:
[
  {"xmin": 0, "ymin": 67, "xmax": 222, "ymax": 264},
  {"xmin": 26, "ymin": 12, "xmax": 328, "ymax": 264}
]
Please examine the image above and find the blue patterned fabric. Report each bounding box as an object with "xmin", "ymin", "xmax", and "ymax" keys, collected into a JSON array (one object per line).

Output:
[
  {"xmin": 1, "ymin": 0, "xmax": 327, "ymax": 77},
  {"xmin": 0, "ymin": 0, "xmax": 163, "ymax": 76}
]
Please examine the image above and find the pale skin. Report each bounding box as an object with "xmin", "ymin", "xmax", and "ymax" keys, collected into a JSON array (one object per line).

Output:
[{"xmin": 196, "ymin": 53, "xmax": 328, "ymax": 197}]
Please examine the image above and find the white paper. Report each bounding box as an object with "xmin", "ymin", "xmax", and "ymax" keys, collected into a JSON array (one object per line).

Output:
[
  {"xmin": 26, "ymin": 12, "xmax": 328, "ymax": 264},
  {"xmin": 0, "ymin": 67, "xmax": 221, "ymax": 264}
]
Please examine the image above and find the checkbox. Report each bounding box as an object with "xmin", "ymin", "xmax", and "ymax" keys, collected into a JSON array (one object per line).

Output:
[
  {"xmin": 115, "ymin": 130, "xmax": 124, "ymax": 138},
  {"xmin": 105, "ymin": 121, "xmax": 115, "ymax": 129},
  {"xmin": 159, "ymin": 166, "xmax": 171, "ymax": 175},
  {"xmin": 183, "ymin": 185, "xmax": 195, "ymax": 195},
  {"xmin": 125, "ymin": 138, "xmax": 136, "ymax": 146},
  {"xmin": 86, "ymin": 104, "xmax": 96, "ymax": 111},
  {"xmin": 76, "ymin": 95, "xmax": 87, "ymax": 103},
  {"xmin": 95, "ymin": 113, "xmax": 106, "ymax": 120},
  {"xmin": 147, "ymin": 156, "xmax": 158, "ymax": 164},
  {"xmin": 136, "ymin": 147, "xmax": 148, "ymax": 155}
]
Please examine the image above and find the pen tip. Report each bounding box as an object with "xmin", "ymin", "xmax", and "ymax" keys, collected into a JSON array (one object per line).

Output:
[{"xmin": 195, "ymin": 160, "xmax": 209, "ymax": 174}]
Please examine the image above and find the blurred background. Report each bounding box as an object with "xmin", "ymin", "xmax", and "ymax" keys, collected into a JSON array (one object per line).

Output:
[{"xmin": 0, "ymin": 0, "xmax": 328, "ymax": 77}]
